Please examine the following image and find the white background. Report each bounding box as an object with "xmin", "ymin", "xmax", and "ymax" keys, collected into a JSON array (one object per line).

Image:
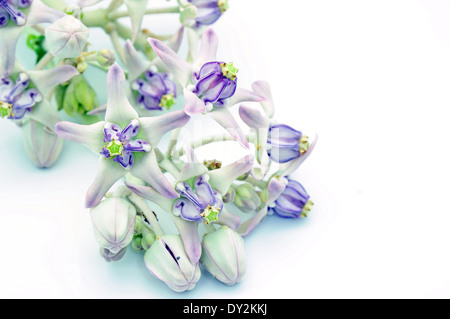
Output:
[{"xmin": 1, "ymin": 0, "xmax": 450, "ymax": 299}]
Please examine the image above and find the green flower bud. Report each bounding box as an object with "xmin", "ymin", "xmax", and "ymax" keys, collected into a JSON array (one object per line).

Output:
[
  {"xmin": 200, "ymin": 226, "xmax": 247, "ymax": 285},
  {"xmin": 60, "ymin": 75, "xmax": 99, "ymax": 116},
  {"xmin": 233, "ymin": 183, "xmax": 261, "ymax": 213},
  {"xmin": 141, "ymin": 226, "xmax": 156, "ymax": 251},
  {"xmin": 21, "ymin": 119, "xmax": 64, "ymax": 168},
  {"xmin": 96, "ymin": 49, "xmax": 116, "ymax": 68}
]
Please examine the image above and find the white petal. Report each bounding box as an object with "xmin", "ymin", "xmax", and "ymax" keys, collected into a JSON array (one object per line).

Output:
[
  {"xmin": 139, "ymin": 110, "xmax": 190, "ymax": 146},
  {"xmin": 131, "ymin": 150, "xmax": 179, "ymax": 199},
  {"xmin": 183, "ymin": 88, "xmax": 206, "ymax": 116},
  {"xmin": 27, "ymin": 65, "xmax": 79, "ymax": 98},
  {"xmin": 86, "ymin": 157, "xmax": 127, "ymax": 208},
  {"xmin": 55, "ymin": 120, "xmax": 105, "ymax": 154},
  {"xmin": 227, "ymin": 88, "xmax": 264, "ymax": 107},
  {"xmin": 208, "ymin": 154, "xmax": 254, "ymax": 196},
  {"xmin": 237, "ymin": 206, "xmax": 268, "ymax": 237},
  {"xmin": 172, "ymin": 216, "xmax": 202, "ymax": 264},
  {"xmin": 29, "ymin": 99, "xmax": 60, "ymax": 131},
  {"xmin": 208, "ymin": 107, "xmax": 249, "ymax": 149},
  {"xmin": 279, "ymin": 134, "xmax": 318, "ymax": 177},
  {"xmin": 193, "ymin": 28, "xmax": 218, "ymax": 73},
  {"xmin": 123, "ymin": 40, "xmax": 152, "ymax": 82},
  {"xmin": 177, "ymin": 146, "xmax": 208, "ymax": 182},
  {"xmin": 124, "ymin": 182, "xmax": 174, "ymax": 212},
  {"xmin": 0, "ymin": 27, "xmax": 23, "ymax": 76},
  {"xmin": 26, "ymin": 0, "xmax": 65, "ymax": 26},
  {"xmin": 252, "ymin": 81, "xmax": 275, "ymax": 118}
]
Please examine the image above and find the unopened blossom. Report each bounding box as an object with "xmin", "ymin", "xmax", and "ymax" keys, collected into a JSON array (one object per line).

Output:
[
  {"xmin": 55, "ymin": 63, "xmax": 191, "ymax": 208},
  {"xmin": 0, "ymin": 0, "xmax": 64, "ymax": 76},
  {"xmin": 187, "ymin": 0, "xmax": 229, "ymax": 28},
  {"xmin": 144, "ymin": 234, "xmax": 201, "ymax": 292},
  {"xmin": 125, "ymin": 147, "xmax": 252, "ymax": 264},
  {"xmin": 267, "ymin": 124, "xmax": 310, "ymax": 164},
  {"xmin": 148, "ymin": 28, "xmax": 264, "ymax": 147},
  {"xmin": 268, "ymin": 178, "xmax": 313, "ymax": 219},
  {"xmin": 200, "ymin": 226, "xmax": 247, "ymax": 285},
  {"xmin": 90, "ymin": 197, "xmax": 136, "ymax": 262},
  {"xmin": 45, "ymin": 15, "xmax": 89, "ymax": 58},
  {"xmin": 233, "ymin": 183, "xmax": 261, "ymax": 213}
]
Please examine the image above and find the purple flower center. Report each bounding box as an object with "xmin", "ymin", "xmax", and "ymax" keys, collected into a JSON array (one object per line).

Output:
[
  {"xmin": 270, "ymin": 179, "xmax": 313, "ymax": 219},
  {"xmin": 187, "ymin": 0, "xmax": 228, "ymax": 28},
  {"xmin": 192, "ymin": 62, "xmax": 238, "ymax": 107},
  {"xmin": 131, "ymin": 70, "xmax": 177, "ymax": 111},
  {"xmin": 100, "ymin": 120, "xmax": 151, "ymax": 170},
  {"xmin": 0, "ymin": 0, "xmax": 31, "ymax": 27},
  {"xmin": 0, "ymin": 74, "xmax": 42, "ymax": 120}
]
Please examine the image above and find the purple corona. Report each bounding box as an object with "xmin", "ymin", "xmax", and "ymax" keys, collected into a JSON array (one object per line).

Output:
[
  {"xmin": 100, "ymin": 119, "xmax": 151, "ymax": 170},
  {"xmin": 188, "ymin": 0, "xmax": 228, "ymax": 28},
  {"xmin": 131, "ymin": 69, "xmax": 177, "ymax": 111},
  {"xmin": 267, "ymin": 124, "xmax": 310, "ymax": 163},
  {"xmin": 269, "ymin": 179, "xmax": 313, "ymax": 219},
  {"xmin": 0, "ymin": 74, "xmax": 42, "ymax": 120},
  {"xmin": 174, "ymin": 176, "xmax": 224, "ymax": 224},
  {"xmin": 0, "ymin": 0, "xmax": 31, "ymax": 27},
  {"xmin": 192, "ymin": 61, "xmax": 238, "ymax": 107}
]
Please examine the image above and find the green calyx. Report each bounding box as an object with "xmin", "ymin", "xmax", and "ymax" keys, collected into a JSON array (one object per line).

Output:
[
  {"xmin": 300, "ymin": 200, "xmax": 314, "ymax": 218},
  {"xmin": 217, "ymin": 0, "xmax": 229, "ymax": 13},
  {"xmin": 105, "ymin": 140, "xmax": 124, "ymax": 157},
  {"xmin": 299, "ymin": 135, "xmax": 310, "ymax": 155},
  {"xmin": 159, "ymin": 93, "xmax": 175, "ymax": 109},
  {"xmin": 201, "ymin": 205, "xmax": 221, "ymax": 224},
  {"xmin": 0, "ymin": 101, "xmax": 13, "ymax": 119},
  {"xmin": 221, "ymin": 62, "xmax": 238, "ymax": 81}
]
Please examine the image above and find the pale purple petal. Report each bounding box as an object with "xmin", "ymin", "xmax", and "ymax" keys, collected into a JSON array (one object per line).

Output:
[
  {"xmin": 208, "ymin": 154, "xmax": 254, "ymax": 195},
  {"xmin": 131, "ymin": 150, "xmax": 179, "ymax": 199},
  {"xmin": 193, "ymin": 28, "xmax": 218, "ymax": 73},
  {"xmin": 26, "ymin": 0, "xmax": 65, "ymax": 26},
  {"xmin": 252, "ymin": 81, "xmax": 274, "ymax": 118},
  {"xmin": 139, "ymin": 110, "xmax": 190, "ymax": 146},
  {"xmin": 172, "ymin": 216, "xmax": 202, "ymax": 264},
  {"xmin": 27, "ymin": 65, "xmax": 79, "ymax": 98},
  {"xmin": 86, "ymin": 157, "xmax": 127, "ymax": 208},
  {"xmin": 167, "ymin": 26, "xmax": 185, "ymax": 53},
  {"xmin": 238, "ymin": 104, "xmax": 270, "ymax": 130},
  {"xmin": 237, "ymin": 206, "xmax": 268, "ymax": 237},
  {"xmin": 208, "ymin": 107, "xmax": 249, "ymax": 149},
  {"xmin": 124, "ymin": 182, "xmax": 174, "ymax": 212},
  {"xmin": 28, "ymin": 99, "xmax": 63, "ymax": 131},
  {"xmin": 118, "ymin": 119, "xmax": 140, "ymax": 142},
  {"xmin": 105, "ymin": 63, "xmax": 139, "ymax": 126},
  {"xmin": 55, "ymin": 121, "xmax": 106, "ymax": 154},
  {"xmin": 148, "ymin": 38, "xmax": 193, "ymax": 87},
  {"xmin": 0, "ymin": 26, "xmax": 23, "ymax": 76},
  {"xmin": 267, "ymin": 146, "xmax": 301, "ymax": 164},
  {"xmin": 280, "ymin": 134, "xmax": 318, "ymax": 177},
  {"xmin": 227, "ymin": 87, "xmax": 264, "ymax": 107},
  {"xmin": 183, "ymin": 88, "xmax": 206, "ymax": 116},
  {"xmin": 216, "ymin": 208, "xmax": 241, "ymax": 231},
  {"xmin": 125, "ymin": 0, "xmax": 148, "ymax": 42},
  {"xmin": 123, "ymin": 40, "xmax": 152, "ymax": 82},
  {"xmin": 194, "ymin": 175, "xmax": 216, "ymax": 207}
]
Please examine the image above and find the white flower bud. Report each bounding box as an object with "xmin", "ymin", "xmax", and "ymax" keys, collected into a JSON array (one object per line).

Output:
[
  {"xmin": 21, "ymin": 119, "xmax": 64, "ymax": 168},
  {"xmin": 200, "ymin": 226, "xmax": 247, "ymax": 285},
  {"xmin": 90, "ymin": 197, "xmax": 136, "ymax": 259},
  {"xmin": 144, "ymin": 235, "xmax": 201, "ymax": 292},
  {"xmin": 45, "ymin": 15, "xmax": 89, "ymax": 58}
]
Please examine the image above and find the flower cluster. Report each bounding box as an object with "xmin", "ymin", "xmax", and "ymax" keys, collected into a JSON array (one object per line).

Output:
[{"xmin": 1, "ymin": 0, "xmax": 317, "ymax": 292}]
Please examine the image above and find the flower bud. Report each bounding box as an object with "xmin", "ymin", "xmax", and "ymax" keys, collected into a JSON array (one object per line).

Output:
[
  {"xmin": 100, "ymin": 247, "xmax": 127, "ymax": 263},
  {"xmin": 21, "ymin": 119, "xmax": 64, "ymax": 168},
  {"xmin": 45, "ymin": 15, "xmax": 89, "ymax": 58},
  {"xmin": 269, "ymin": 179, "xmax": 313, "ymax": 219},
  {"xmin": 90, "ymin": 197, "xmax": 136, "ymax": 261},
  {"xmin": 96, "ymin": 49, "xmax": 116, "ymax": 68},
  {"xmin": 58, "ymin": 74, "xmax": 99, "ymax": 116},
  {"xmin": 200, "ymin": 226, "xmax": 247, "ymax": 285},
  {"xmin": 132, "ymin": 216, "xmax": 156, "ymax": 251},
  {"xmin": 144, "ymin": 234, "xmax": 201, "ymax": 292},
  {"xmin": 233, "ymin": 183, "xmax": 261, "ymax": 213}
]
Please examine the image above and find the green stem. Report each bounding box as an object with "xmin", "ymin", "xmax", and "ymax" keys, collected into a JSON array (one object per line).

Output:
[
  {"xmin": 245, "ymin": 175, "xmax": 269, "ymax": 190},
  {"xmin": 108, "ymin": 6, "xmax": 180, "ymax": 20}
]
